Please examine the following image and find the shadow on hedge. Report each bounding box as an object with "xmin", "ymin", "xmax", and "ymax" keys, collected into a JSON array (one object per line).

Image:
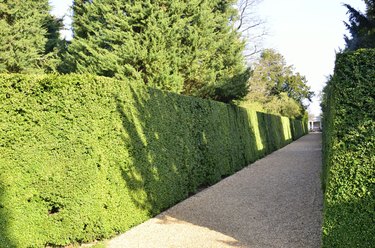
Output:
[
  {"xmin": 113, "ymin": 85, "xmax": 295, "ymax": 218},
  {"xmin": 256, "ymin": 112, "xmax": 290, "ymax": 154},
  {"xmin": 114, "ymin": 86, "xmax": 188, "ymax": 216},
  {"xmin": 0, "ymin": 182, "xmax": 15, "ymax": 247},
  {"xmin": 113, "ymin": 85, "xmax": 271, "ymax": 218},
  {"xmin": 153, "ymin": 133, "xmax": 322, "ymax": 247}
]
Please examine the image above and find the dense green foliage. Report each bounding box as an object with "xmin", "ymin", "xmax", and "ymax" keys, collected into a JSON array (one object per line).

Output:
[
  {"xmin": 0, "ymin": 74, "xmax": 307, "ymax": 247},
  {"xmin": 241, "ymin": 49, "xmax": 313, "ymax": 118},
  {"xmin": 0, "ymin": 0, "xmax": 250, "ymax": 103},
  {"xmin": 321, "ymin": 49, "xmax": 375, "ymax": 247},
  {"xmin": 344, "ymin": 0, "xmax": 375, "ymax": 50},
  {"xmin": 0, "ymin": 0, "xmax": 63, "ymax": 73},
  {"xmin": 64, "ymin": 0, "xmax": 249, "ymax": 102}
]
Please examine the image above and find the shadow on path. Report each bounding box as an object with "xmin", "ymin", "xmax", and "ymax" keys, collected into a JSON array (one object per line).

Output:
[
  {"xmin": 108, "ymin": 133, "xmax": 322, "ymax": 248},
  {"xmin": 163, "ymin": 133, "xmax": 323, "ymax": 247}
]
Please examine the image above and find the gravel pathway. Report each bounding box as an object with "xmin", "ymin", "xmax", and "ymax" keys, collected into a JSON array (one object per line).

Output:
[{"xmin": 104, "ymin": 133, "xmax": 323, "ymax": 248}]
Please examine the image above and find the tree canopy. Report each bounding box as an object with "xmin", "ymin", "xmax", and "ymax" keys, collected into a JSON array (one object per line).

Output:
[
  {"xmin": 241, "ymin": 49, "xmax": 313, "ymax": 118},
  {"xmin": 344, "ymin": 0, "xmax": 375, "ymax": 50},
  {"xmin": 65, "ymin": 0, "xmax": 249, "ymax": 102},
  {"xmin": 0, "ymin": 0, "xmax": 62, "ymax": 73}
]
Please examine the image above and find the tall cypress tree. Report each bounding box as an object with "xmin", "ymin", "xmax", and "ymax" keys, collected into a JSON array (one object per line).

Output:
[
  {"xmin": 66, "ymin": 0, "xmax": 249, "ymax": 101},
  {"xmin": 0, "ymin": 0, "xmax": 61, "ymax": 73},
  {"xmin": 179, "ymin": 0, "xmax": 250, "ymax": 102},
  {"xmin": 344, "ymin": 0, "xmax": 375, "ymax": 50}
]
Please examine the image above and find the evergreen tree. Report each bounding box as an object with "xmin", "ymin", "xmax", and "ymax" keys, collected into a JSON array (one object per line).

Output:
[
  {"xmin": 344, "ymin": 0, "xmax": 375, "ymax": 50},
  {"xmin": 44, "ymin": 15, "xmax": 64, "ymax": 55},
  {"xmin": 42, "ymin": 14, "xmax": 66, "ymax": 72},
  {"xmin": 0, "ymin": 0, "xmax": 62, "ymax": 73},
  {"xmin": 66, "ymin": 0, "xmax": 249, "ymax": 101}
]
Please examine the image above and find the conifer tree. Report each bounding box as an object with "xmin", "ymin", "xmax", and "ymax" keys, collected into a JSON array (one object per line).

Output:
[
  {"xmin": 344, "ymin": 0, "xmax": 375, "ymax": 50},
  {"xmin": 66, "ymin": 0, "xmax": 249, "ymax": 101},
  {"xmin": 44, "ymin": 15, "xmax": 64, "ymax": 55},
  {"xmin": 0, "ymin": 0, "xmax": 56, "ymax": 72},
  {"xmin": 0, "ymin": 0, "xmax": 61, "ymax": 73}
]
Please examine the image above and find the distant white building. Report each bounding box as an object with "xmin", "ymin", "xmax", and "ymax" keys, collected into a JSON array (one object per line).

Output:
[{"xmin": 308, "ymin": 116, "xmax": 322, "ymax": 131}]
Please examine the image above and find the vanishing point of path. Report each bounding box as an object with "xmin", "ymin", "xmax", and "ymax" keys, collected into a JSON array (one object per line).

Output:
[{"xmin": 104, "ymin": 133, "xmax": 323, "ymax": 248}]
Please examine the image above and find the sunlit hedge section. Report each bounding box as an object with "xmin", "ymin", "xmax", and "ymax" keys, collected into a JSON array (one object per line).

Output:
[
  {"xmin": 0, "ymin": 74, "xmax": 307, "ymax": 247},
  {"xmin": 321, "ymin": 49, "xmax": 375, "ymax": 247}
]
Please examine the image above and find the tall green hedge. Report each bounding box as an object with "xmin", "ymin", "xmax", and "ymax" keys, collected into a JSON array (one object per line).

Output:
[
  {"xmin": 321, "ymin": 49, "xmax": 375, "ymax": 247},
  {"xmin": 0, "ymin": 74, "xmax": 307, "ymax": 247}
]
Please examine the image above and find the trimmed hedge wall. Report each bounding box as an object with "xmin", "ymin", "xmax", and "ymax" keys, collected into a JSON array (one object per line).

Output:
[
  {"xmin": 0, "ymin": 74, "xmax": 307, "ymax": 247},
  {"xmin": 321, "ymin": 49, "xmax": 375, "ymax": 247}
]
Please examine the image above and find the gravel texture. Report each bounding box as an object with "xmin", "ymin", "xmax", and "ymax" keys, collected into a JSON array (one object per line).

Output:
[{"xmin": 105, "ymin": 133, "xmax": 323, "ymax": 248}]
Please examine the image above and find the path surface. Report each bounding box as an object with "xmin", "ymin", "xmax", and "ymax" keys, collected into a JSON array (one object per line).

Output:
[{"xmin": 104, "ymin": 133, "xmax": 323, "ymax": 248}]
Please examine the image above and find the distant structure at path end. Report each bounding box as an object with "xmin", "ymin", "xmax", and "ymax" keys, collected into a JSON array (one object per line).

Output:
[{"xmin": 308, "ymin": 115, "xmax": 322, "ymax": 132}]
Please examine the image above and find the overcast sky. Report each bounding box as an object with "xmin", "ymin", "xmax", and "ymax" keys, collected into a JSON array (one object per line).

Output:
[{"xmin": 50, "ymin": 0, "xmax": 366, "ymax": 116}]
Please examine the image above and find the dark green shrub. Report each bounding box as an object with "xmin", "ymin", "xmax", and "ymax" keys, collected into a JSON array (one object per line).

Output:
[
  {"xmin": 0, "ymin": 74, "xmax": 307, "ymax": 247},
  {"xmin": 322, "ymin": 49, "xmax": 375, "ymax": 247}
]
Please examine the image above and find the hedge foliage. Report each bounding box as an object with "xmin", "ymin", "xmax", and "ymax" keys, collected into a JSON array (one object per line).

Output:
[
  {"xmin": 321, "ymin": 49, "xmax": 375, "ymax": 247},
  {"xmin": 0, "ymin": 74, "xmax": 307, "ymax": 247}
]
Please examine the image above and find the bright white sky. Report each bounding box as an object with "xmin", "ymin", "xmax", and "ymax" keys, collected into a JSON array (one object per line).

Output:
[
  {"xmin": 50, "ymin": 0, "xmax": 366, "ymax": 116},
  {"xmin": 256, "ymin": 0, "xmax": 365, "ymax": 116}
]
